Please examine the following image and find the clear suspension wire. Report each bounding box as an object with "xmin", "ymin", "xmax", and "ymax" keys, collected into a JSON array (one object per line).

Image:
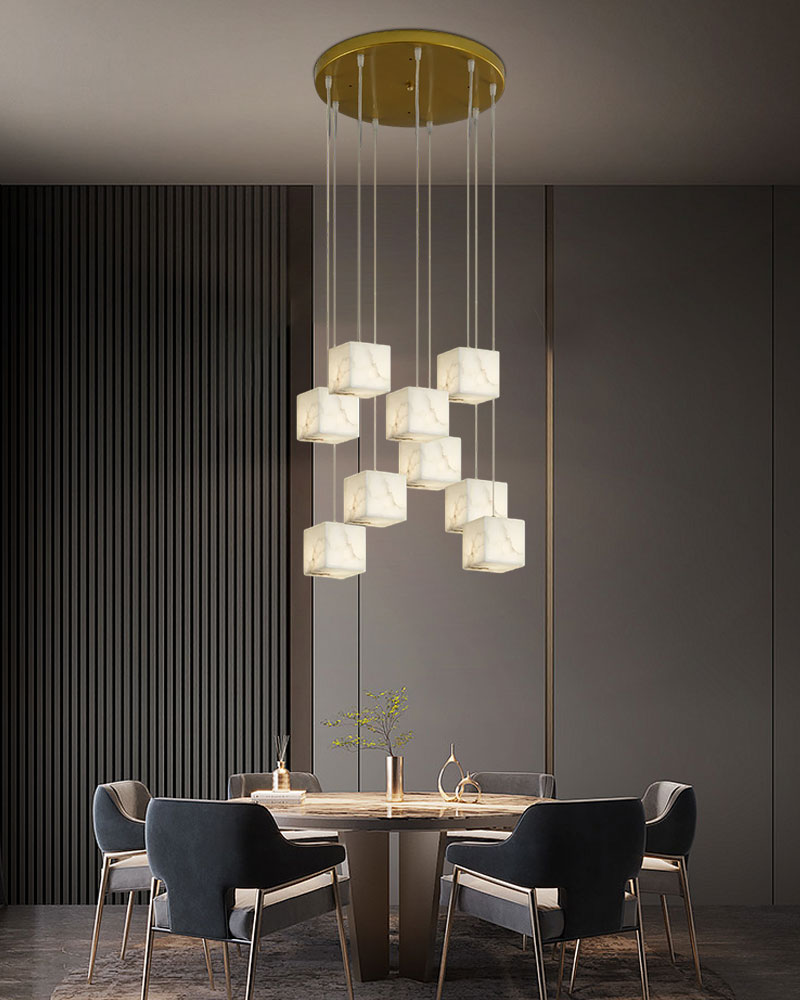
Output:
[
  {"xmin": 414, "ymin": 46, "xmax": 421, "ymax": 386},
  {"xmin": 427, "ymin": 120, "xmax": 432, "ymax": 388},
  {"xmin": 466, "ymin": 59, "xmax": 474, "ymax": 347},
  {"xmin": 332, "ymin": 100, "xmax": 338, "ymax": 348},
  {"xmin": 333, "ymin": 444, "xmax": 337, "ymax": 521},
  {"xmin": 373, "ymin": 117, "xmax": 378, "ymax": 470},
  {"xmin": 490, "ymin": 84, "xmax": 497, "ymax": 513},
  {"xmin": 473, "ymin": 107, "xmax": 479, "ymax": 348},
  {"xmin": 325, "ymin": 76, "xmax": 331, "ymax": 354},
  {"xmin": 356, "ymin": 54, "xmax": 364, "ymax": 342}
]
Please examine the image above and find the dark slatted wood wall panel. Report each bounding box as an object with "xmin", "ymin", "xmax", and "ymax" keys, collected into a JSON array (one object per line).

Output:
[{"xmin": 0, "ymin": 185, "xmax": 312, "ymax": 904}]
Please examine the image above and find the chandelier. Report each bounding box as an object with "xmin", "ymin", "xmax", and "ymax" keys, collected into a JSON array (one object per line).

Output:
[{"xmin": 299, "ymin": 30, "xmax": 525, "ymax": 578}]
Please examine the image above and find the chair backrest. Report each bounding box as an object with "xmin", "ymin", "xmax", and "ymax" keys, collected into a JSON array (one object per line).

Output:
[
  {"xmin": 227, "ymin": 771, "xmax": 323, "ymax": 799},
  {"xmin": 462, "ymin": 798, "xmax": 644, "ymax": 941},
  {"xmin": 470, "ymin": 771, "xmax": 556, "ymax": 799},
  {"xmin": 146, "ymin": 798, "xmax": 343, "ymax": 940},
  {"xmin": 642, "ymin": 780, "xmax": 696, "ymax": 858},
  {"xmin": 93, "ymin": 780, "xmax": 152, "ymax": 853}
]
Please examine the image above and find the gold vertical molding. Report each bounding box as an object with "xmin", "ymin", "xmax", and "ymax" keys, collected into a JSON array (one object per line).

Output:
[{"xmin": 544, "ymin": 186, "xmax": 555, "ymax": 776}]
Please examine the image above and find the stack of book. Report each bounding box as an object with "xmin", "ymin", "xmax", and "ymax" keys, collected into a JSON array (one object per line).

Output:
[{"xmin": 250, "ymin": 789, "xmax": 307, "ymax": 805}]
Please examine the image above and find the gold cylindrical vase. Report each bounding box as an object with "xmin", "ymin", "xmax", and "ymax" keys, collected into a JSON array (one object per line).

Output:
[{"xmin": 386, "ymin": 755, "xmax": 404, "ymax": 802}]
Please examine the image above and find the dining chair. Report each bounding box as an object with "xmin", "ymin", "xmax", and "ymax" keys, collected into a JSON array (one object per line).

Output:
[
  {"xmin": 227, "ymin": 771, "xmax": 336, "ymax": 844},
  {"xmin": 436, "ymin": 797, "xmax": 649, "ymax": 1000},
  {"xmin": 141, "ymin": 798, "xmax": 354, "ymax": 1000},
  {"xmin": 639, "ymin": 780, "xmax": 702, "ymax": 986},
  {"xmin": 446, "ymin": 771, "xmax": 556, "ymax": 842}
]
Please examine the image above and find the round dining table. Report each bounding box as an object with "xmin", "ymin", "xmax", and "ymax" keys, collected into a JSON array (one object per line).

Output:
[{"xmin": 237, "ymin": 790, "xmax": 544, "ymax": 983}]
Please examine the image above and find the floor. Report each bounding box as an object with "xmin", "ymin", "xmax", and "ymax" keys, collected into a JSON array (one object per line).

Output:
[{"xmin": 1, "ymin": 903, "xmax": 799, "ymax": 999}]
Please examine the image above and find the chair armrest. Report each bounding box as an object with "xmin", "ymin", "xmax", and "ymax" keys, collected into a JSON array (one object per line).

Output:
[{"xmin": 105, "ymin": 848, "xmax": 148, "ymax": 862}]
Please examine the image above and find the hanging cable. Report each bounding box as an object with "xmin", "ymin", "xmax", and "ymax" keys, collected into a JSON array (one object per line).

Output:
[
  {"xmin": 373, "ymin": 116, "xmax": 378, "ymax": 470},
  {"xmin": 427, "ymin": 120, "xmax": 433, "ymax": 388},
  {"xmin": 414, "ymin": 46, "xmax": 421, "ymax": 386},
  {"xmin": 356, "ymin": 54, "xmax": 364, "ymax": 342},
  {"xmin": 466, "ymin": 59, "xmax": 474, "ymax": 347},
  {"xmin": 474, "ymin": 107, "xmax": 479, "ymax": 347},
  {"xmin": 490, "ymin": 83, "xmax": 497, "ymax": 514},
  {"xmin": 332, "ymin": 100, "xmax": 338, "ymax": 348},
  {"xmin": 325, "ymin": 76, "xmax": 331, "ymax": 354}
]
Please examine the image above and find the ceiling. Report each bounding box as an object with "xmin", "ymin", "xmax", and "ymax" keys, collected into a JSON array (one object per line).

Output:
[{"xmin": 2, "ymin": 0, "xmax": 799, "ymax": 184}]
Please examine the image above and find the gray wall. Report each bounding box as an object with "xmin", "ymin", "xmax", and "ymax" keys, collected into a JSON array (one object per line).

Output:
[
  {"xmin": 311, "ymin": 184, "xmax": 800, "ymax": 905},
  {"xmin": 312, "ymin": 186, "xmax": 546, "ymax": 795},
  {"xmin": 0, "ymin": 185, "xmax": 312, "ymax": 904}
]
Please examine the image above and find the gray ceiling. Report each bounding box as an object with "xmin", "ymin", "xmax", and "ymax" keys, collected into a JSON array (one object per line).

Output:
[{"xmin": 2, "ymin": 0, "xmax": 799, "ymax": 184}]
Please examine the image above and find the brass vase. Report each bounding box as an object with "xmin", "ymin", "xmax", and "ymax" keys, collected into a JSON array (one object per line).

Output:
[
  {"xmin": 272, "ymin": 760, "xmax": 290, "ymax": 791},
  {"xmin": 386, "ymin": 755, "xmax": 404, "ymax": 802}
]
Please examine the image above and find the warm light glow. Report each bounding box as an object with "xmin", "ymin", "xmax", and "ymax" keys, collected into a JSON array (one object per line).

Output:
[
  {"xmin": 329, "ymin": 341, "xmax": 391, "ymax": 397},
  {"xmin": 399, "ymin": 438, "xmax": 462, "ymax": 490},
  {"xmin": 462, "ymin": 515, "xmax": 525, "ymax": 573},
  {"xmin": 385, "ymin": 386, "xmax": 449, "ymax": 441},
  {"xmin": 445, "ymin": 479, "xmax": 508, "ymax": 533},
  {"xmin": 343, "ymin": 470, "xmax": 407, "ymax": 527},
  {"xmin": 296, "ymin": 387, "xmax": 360, "ymax": 443},
  {"xmin": 437, "ymin": 346, "xmax": 500, "ymax": 404},
  {"xmin": 303, "ymin": 521, "xmax": 367, "ymax": 578}
]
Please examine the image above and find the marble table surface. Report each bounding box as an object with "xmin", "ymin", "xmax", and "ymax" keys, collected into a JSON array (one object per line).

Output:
[{"xmin": 233, "ymin": 790, "xmax": 544, "ymax": 831}]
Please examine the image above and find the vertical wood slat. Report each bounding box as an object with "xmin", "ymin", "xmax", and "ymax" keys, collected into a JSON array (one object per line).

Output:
[{"xmin": 0, "ymin": 185, "xmax": 308, "ymax": 904}]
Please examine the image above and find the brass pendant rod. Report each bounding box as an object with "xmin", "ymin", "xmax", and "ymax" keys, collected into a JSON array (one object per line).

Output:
[
  {"xmin": 414, "ymin": 46, "xmax": 421, "ymax": 386},
  {"xmin": 466, "ymin": 59, "xmax": 474, "ymax": 347},
  {"xmin": 356, "ymin": 54, "xmax": 363, "ymax": 343},
  {"xmin": 490, "ymin": 82, "xmax": 497, "ymax": 515},
  {"xmin": 372, "ymin": 117, "xmax": 378, "ymax": 470},
  {"xmin": 427, "ymin": 120, "xmax": 433, "ymax": 388}
]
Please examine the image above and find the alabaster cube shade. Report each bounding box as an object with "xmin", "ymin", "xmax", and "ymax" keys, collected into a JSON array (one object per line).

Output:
[
  {"xmin": 437, "ymin": 346, "xmax": 500, "ymax": 404},
  {"xmin": 385, "ymin": 386, "xmax": 449, "ymax": 441},
  {"xmin": 343, "ymin": 470, "xmax": 407, "ymax": 527},
  {"xmin": 303, "ymin": 521, "xmax": 366, "ymax": 579},
  {"xmin": 328, "ymin": 341, "xmax": 391, "ymax": 398},
  {"xmin": 399, "ymin": 437, "xmax": 461, "ymax": 491},
  {"xmin": 296, "ymin": 387, "xmax": 360, "ymax": 444},
  {"xmin": 444, "ymin": 478, "xmax": 508, "ymax": 533},
  {"xmin": 462, "ymin": 515, "xmax": 525, "ymax": 573}
]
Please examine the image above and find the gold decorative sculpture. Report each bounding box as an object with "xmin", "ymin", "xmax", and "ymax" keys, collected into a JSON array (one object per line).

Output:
[
  {"xmin": 455, "ymin": 773, "xmax": 482, "ymax": 803},
  {"xmin": 438, "ymin": 744, "xmax": 465, "ymax": 802}
]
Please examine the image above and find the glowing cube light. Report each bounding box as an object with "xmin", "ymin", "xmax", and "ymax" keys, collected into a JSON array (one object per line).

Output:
[
  {"xmin": 296, "ymin": 387, "xmax": 360, "ymax": 443},
  {"xmin": 399, "ymin": 438, "xmax": 461, "ymax": 491},
  {"xmin": 385, "ymin": 386, "xmax": 449, "ymax": 441},
  {"xmin": 329, "ymin": 342, "xmax": 391, "ymax": 398},
  {"xmin": 462, "ymin": 515, "xmax": 525, "ymax": 573},
  {"xmin": 343, "ymin": 470, "xmax": 407, "ymax": 528},
  {"xmin": 445, "ymin": 479, "xmax": 508, "ymax": 533},
  {"xmin": 437, "ymin": 347, "xmax": 500, "ymax": 404},
  {"xmin": 303, "ymin": 521, "xmax": 366, "ymax": 579}
]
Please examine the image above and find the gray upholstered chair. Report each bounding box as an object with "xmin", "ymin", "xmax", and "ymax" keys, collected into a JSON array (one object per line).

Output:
[
  {"xmin": 437, "ymin": 798, "xmax": 649, "ymax": 1000},
  {"xmin": 639, "ymin": 780, "xmax": 702, "ymax": 986},
  {"xmin": 88, "ymin": 781, "xmax": 153, "ymax": 983},
  {"xmin": 228, "ymin": 771, "xmax": 336, "ymax": 844},
  {"xmin": 142, "ymin": 798, "xmax": 353, "ymax": 1000}
]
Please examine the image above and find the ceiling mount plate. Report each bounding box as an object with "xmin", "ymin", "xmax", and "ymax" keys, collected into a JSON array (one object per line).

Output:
[{"xmin": 313, "ymin": 29, "xmax": 505, "ymax": 128}]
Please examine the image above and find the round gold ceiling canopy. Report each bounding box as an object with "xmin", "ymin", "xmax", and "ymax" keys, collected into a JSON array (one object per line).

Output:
[{"xmin": 313, "ymin": 29, "xmax": 505, "ymax": 128}]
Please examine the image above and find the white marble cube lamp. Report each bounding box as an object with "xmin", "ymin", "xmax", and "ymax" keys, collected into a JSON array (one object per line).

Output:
[
  {"xmin": 385, "ymin": 386, "xmax": 449, "ymax": 441},
  {"xmin": 328, "ymin": 341, "xmax": 391, "ymax": 398},
  {"xmin": 303, "ymin": 521, "xmax": 366, "ymax": 579},
  {"xmin": 444, "ymin": 478, "xmax": 508, "ymax": 533},
  {"xmin": 343, "ymin": 470, "xmax": 407, "ymax": 527},
  {"xmin": 296, "ymin": 387, "xmax": 360, "ymax": 443},
  {"xmin": 462, "ymin": 515, "xmax": 525, "ymax": 573},
  {"xmin": 437, "ymin": 346, "xmax": 500, "ymax": 404},
  {"xmin": 399, "ymin": 437, "xmax": 461, "ymax": 491}
]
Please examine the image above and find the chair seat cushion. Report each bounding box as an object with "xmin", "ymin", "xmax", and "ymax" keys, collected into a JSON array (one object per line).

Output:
[
  {"xmin": 445, "ymin": 829, "xmax": 511, "ymax": 841},
  {"xmin": 155, "ymin": 873, "xmax": 350, "ymax": 941},
  {"xmin": 107, "ymin": 854, "xmax": 153, "ymax": 892},
  {"xmin": 638, "ymin": 856, "xmax": 683, "ymax": 896},
  {"xmin": 282, "ymin": 829, "xmax": 339, "ymax": 843},
  {"xmin": 441, "ymin": 874, "xmax": 637, "ymax": 943}
]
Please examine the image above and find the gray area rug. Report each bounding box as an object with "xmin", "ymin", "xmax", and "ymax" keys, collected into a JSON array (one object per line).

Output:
[{"xmin": 52, "ymin": 913, "xmax": 735, "ymax": 999}]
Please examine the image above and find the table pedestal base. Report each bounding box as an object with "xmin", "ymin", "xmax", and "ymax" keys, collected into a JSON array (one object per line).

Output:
[
  {"xmin": 340, "ymin": 831, "xmax": 390, "ymax": 982},
  {"xmin": 399, "ymin": 830, "xmax": 448, "ymax": 982}
]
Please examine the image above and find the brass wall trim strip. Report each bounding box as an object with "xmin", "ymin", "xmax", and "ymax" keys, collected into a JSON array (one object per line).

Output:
[{"xmin": 544, "ymin": 186, "xmax": 555, "ymax": 776}]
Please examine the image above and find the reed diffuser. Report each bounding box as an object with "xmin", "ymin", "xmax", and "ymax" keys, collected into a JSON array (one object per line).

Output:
[{"xmin": 272, "ymin": 734, "xmax": 290, "ymax": 791}]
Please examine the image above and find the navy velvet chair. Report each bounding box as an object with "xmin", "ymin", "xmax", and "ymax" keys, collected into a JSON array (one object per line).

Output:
[
  {"xmin": 89, "ymin": 781, "xmax": 154, "ymax": 983},
  {"xmin": 142, "ymin": 798, "xmax": 353, "ymax": 1000},
  {"xmin": 436, "ymin": 798, "xmax": 648, "ymax": 1000},
  {"xmin": 639, "ymin": 780, "xmax": 702, "ymax": 986}
]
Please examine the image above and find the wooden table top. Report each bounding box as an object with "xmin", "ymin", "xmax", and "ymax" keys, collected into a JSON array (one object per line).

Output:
[{"xmin": 232, "ymin": 791, "xmax": 545, "ymax": 831}]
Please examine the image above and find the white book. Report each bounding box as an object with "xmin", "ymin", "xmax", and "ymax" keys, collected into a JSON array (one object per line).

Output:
[{"xmin": 250, "ymin": 789, "xmax": 307, "ymax": 804}]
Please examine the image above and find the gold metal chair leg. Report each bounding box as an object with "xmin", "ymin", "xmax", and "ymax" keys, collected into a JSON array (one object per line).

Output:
[
  {"xmin": 88, "ymin": 855, "xmax": 112, "ymax": 983},
  {"xmin": 222, "ymin": 943, "xmax": 232, "ymax": 1000},
  {"xmin": 521, "ymin": 933, "xmax": 528, "ymax": 951},
  {"xmin": 634, "ymin": 879, "xmax": 650, "ymax": 1000},
  {"xmin": 245, "ymin": 890, "xmax": 265, "ymax": 1000},
  {"xmin": 678, "ymin": 859, "xmax": 702, "ymax": 987},
  {"xmin": 120, "ymin": 891, "xmax": 136, "ymax": 960},
  {"xmin": 236, "ymin": 943, "xmax": 242, "ymax": 958},
  {"xmin": 568, "ymin": 939, "xmax": 581, "ymax": 996},
  {"xmin": 660, "ymin": 894, "xmax": 676, "ymax": 964},
  {"xmin": 526, "ymin": 890, "xmax": 548, "ymax": 1000},
  {"xmin": 435, "ymin": 868, "xmax": 460, "ymax": 1000},
  {"xmin": 332, "ymin": 870, "xmax": 355, "ymax": 1000},
  {"xmin": 555, "ymin": 941, "xmax": 566, "ymax": 998},
  {"xmin": 202, "ymin": 938, "xmax": 215, "ymax": 990},
  {"xmin": 139, "ymin": 879, "xmax": 158, "ymax": 1000}
]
